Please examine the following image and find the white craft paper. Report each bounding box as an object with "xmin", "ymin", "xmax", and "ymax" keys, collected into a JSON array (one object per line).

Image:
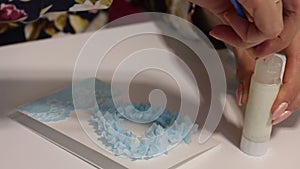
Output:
[{"xmin": 47, "ymin": 111, "xmax": 219, "ymax": 169}]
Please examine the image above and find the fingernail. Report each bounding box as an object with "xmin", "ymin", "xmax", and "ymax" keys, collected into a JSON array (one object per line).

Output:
[
  {"xmin": 209, "ymin": 30, "xmax": 216, "ymax": 37},
  {"xmin": 209, "ymin": 30, "xmax": 223, "ymax": 41},
  {"xmin": 272, "ymin": 110, "xmax": 292, "ymax": 125},
  {"xmin": 272, "ymin": 102, "xmax": 289, "ymax": 120},
  {"xmin": 236, "ymin": 84, "xmax": 243, "ymax": 106},
  {"xmin": 209, "ymin": 30, "xmax": 215, "ymax": 37}
]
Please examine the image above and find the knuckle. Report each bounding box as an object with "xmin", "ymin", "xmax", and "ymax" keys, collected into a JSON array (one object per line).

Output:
[
  {"xmin": 292, "ymin": 1, "xmax": 300, "ymax": 11},
  {"xmin": 262, "ymin": 36, "xmax": 288, "ymax": 54},
  {"xmin": 279, "ymin": 38, "xmax": 290, "ymax": 49}
]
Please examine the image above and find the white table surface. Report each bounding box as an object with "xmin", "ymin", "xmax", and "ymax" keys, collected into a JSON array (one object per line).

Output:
[{"xmin": 1, "ymin": 22, "xmax": 300, "ymax": 169}]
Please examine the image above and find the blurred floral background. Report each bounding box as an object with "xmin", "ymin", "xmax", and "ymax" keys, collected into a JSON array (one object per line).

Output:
[{"xmin": 0, "ymin": 0, "xmax": 224, "ymax": 48}]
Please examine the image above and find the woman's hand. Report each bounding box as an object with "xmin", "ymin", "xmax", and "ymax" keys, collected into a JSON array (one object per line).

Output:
[
  {"xmin": 190, "ymin": 0, "xmax": 300, "ymax": 124},
  {"xmin": 190, "ymin": 0, "xmax": 285, "ymax": 54},
  {"xmin": 202, "ymin": 0, "xmax": 300, "ymax": 58},
  {"xmin": 235, "ymin": 31, "xmax": 300, "ymax": 125}
]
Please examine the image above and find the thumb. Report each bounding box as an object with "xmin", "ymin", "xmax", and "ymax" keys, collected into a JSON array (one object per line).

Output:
[{"xmin": 271, "ymin": 52, "xmax": 300, "ymax": 124}]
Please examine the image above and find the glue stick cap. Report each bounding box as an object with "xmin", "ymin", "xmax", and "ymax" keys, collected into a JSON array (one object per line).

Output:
[
  {"xmin": 253, "ymin": 55, "xmax": 283, "ymax": 85},
  {"xmin": 240, "ymin": 136, "xmax": 269, "ymax": 156}
]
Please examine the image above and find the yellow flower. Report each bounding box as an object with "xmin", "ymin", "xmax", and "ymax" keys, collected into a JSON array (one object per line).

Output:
[
  {"xmin": 69, "ymin": 14, "xmax": 89, "ymax": 33},
  {"xmin": 0, "ymin": 22, "xmax": 18, "ymax": 33},
  {"xmin": 75, "ymin": 0, "xmax": 86, "ymax": 4},
  {"xmin": 54, "ymin": 13, "xmax": 68, "ymax": 31},
  {"xmin": 101, "ymin": 0, "xmax": 113, "ymax": 7}
]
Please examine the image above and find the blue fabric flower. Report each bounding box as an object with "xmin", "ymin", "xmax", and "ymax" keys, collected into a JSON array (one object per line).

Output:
[{"xmin": 91, "ymin": 99, "xmax": 198, "ymax": 160}]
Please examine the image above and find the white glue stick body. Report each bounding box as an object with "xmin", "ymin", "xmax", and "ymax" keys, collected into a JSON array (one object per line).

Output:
[{"xmin": 240, "ymin": 55, "xmax": 283, "ymax": 156}]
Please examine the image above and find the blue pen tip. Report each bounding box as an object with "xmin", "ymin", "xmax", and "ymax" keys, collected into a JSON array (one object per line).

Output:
[{"xmin": 231, "ymin": 0, "xmax": 247, "ymax": 19}]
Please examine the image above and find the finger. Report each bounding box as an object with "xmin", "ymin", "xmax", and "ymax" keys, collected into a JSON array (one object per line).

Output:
[
  {"xmin": 234, "ymin": 49, "xmax": 255, "ymax": 105},
  {"xmin": 240, "ymin": 77, "xmax": 251, "ymax": 105},
  {"xmin": 223, "ymin": 9, "xmax": 269, "ymax": 44},
  {"xmin": 272, "ymin": 110, "xmax": 293, "ymax": 125},
  {"xmin": 289, "ymin": 91, "xmax": 300, "ymax": 112},
  {"xmin": 236, "ymin": 83, "xmax": 243, "ymax": 106},
  {"xmin": 254, "ymin": 26, "xmax": 300, "ymax": 58},
  {"xmin": 271, "ymin": 52, "xmax": 300, "ymax": 120},
  {"xmin": 272, "ymin": 36, "xmax": 300, "ymax": 125},
  {"xmin": 254, "ymin": 37, "xmax": 288, "ymax": 57},
  {"xmin": 210, "ymin": 25, "xmax": 254, "ymax": 48},
  {"xmin": 212, "ymin": 5, "xmax": 282, "ymax": 48},
  {"xmin": 254, "ymin": 1, "xmax": 300, "ymax": 57},
  {"xmin": 238, "ymin": 0, "xmax": 283, "ymax": 38}
]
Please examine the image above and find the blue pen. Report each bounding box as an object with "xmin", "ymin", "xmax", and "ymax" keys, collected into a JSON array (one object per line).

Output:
[{"xmin": 231, "ymin": 0, "xmax": 247, "ymax": 19}]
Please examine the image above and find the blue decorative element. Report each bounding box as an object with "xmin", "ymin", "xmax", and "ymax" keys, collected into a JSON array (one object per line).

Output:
[
  {"xmin": 115, "ymin": 102, "xmax": 165, "ymax": 123},
  {"xmin": 91, "ymin": 99, "xmax": 198, "ymax": 160},
  {"xmin": 17, "ymin": 79, "xmax": 112, "ymax": 122},
  {"xmin": 17, "ymin": 78, "xmax": 199, "ymax": 160}
]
